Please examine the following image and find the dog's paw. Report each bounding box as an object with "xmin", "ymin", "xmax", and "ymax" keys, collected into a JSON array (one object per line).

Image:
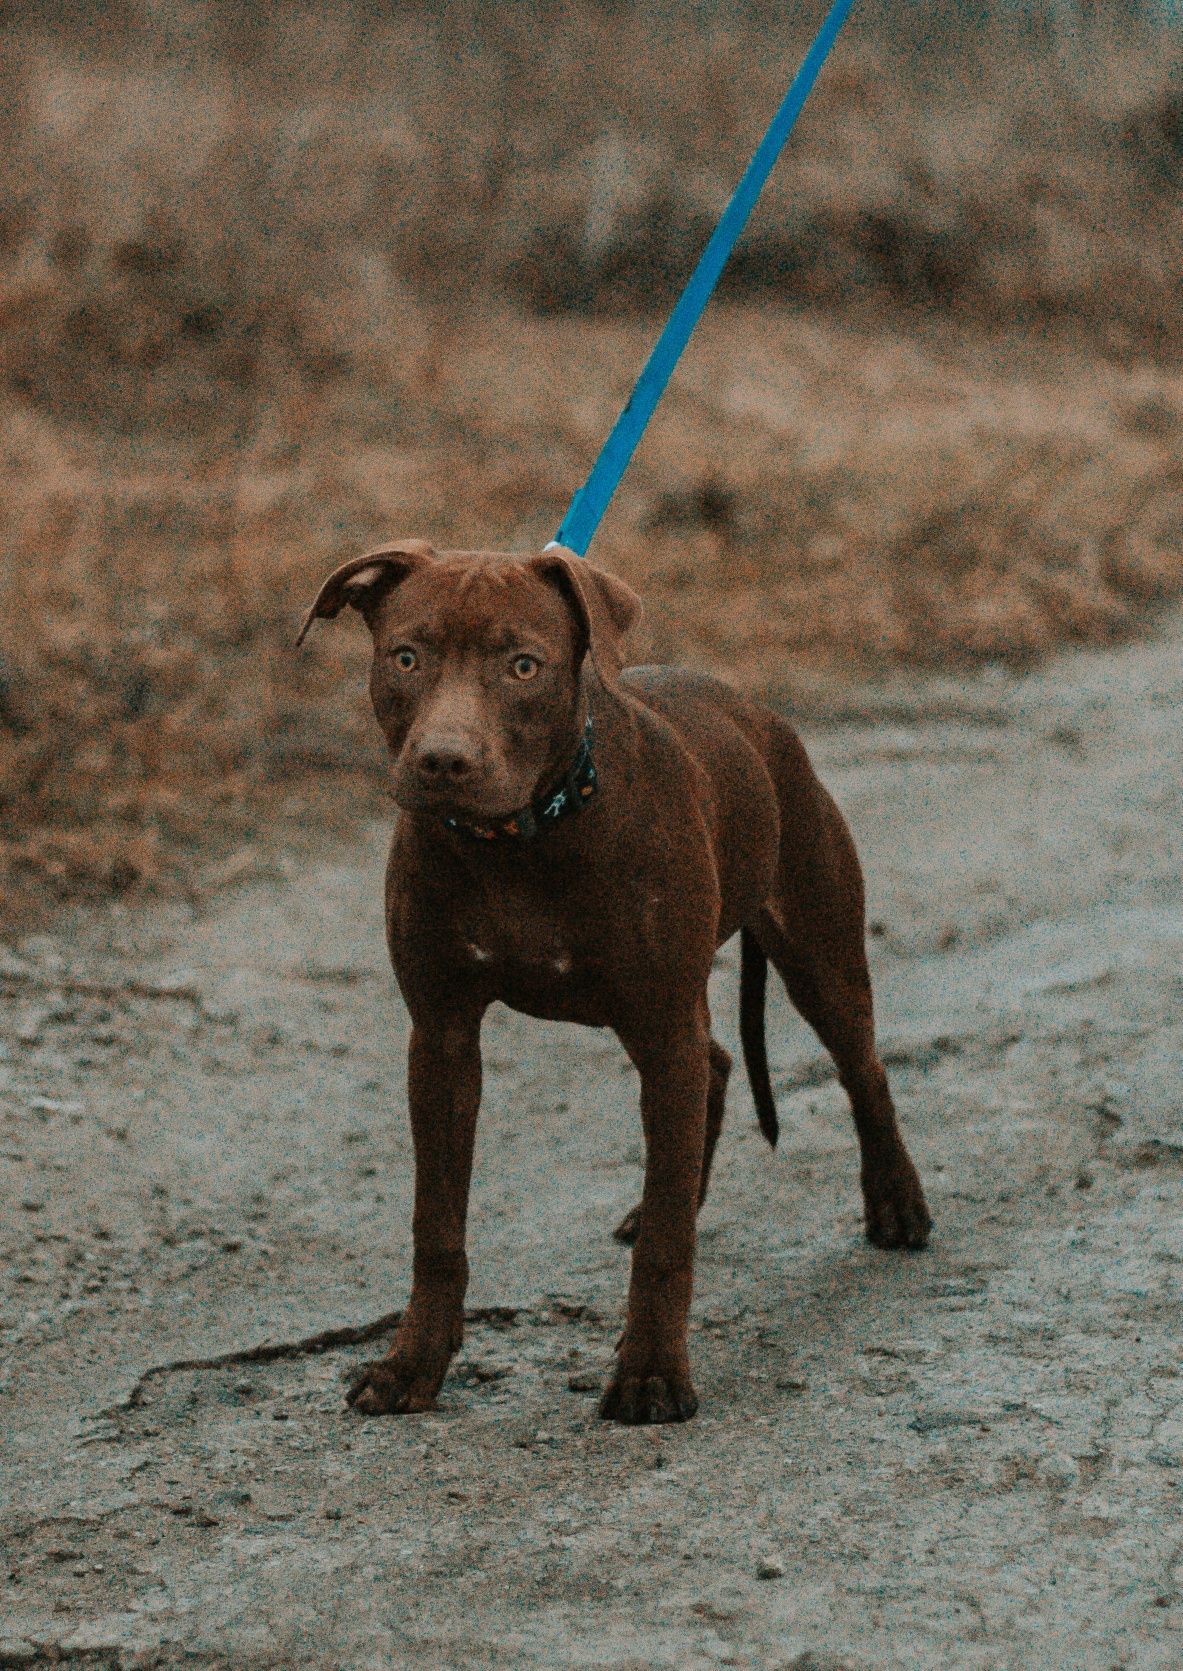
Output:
[
  {"xmin": 599, "ymin": 1364, "xmax": 698, "ymax": 1425},
  {"xmin": 345, "ymin": 1357, "xmax": 441, "ymax": 1416},
  {"xmin": 612, "ymin": 1203, "xmax": 642, "ymax": 1245},
  {"xmin": 863, "ymin": 1157, "xmax": 932, "ymax": 1251}
]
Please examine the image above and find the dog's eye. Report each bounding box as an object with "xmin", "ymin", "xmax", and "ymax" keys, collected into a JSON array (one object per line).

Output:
[
  {"xmin": 391, "ymin": 647, "xmax": 418, "ymax": 672},
  {"xmin": 511, "ymin": 654, "xmax": 540, "ymax": 681}
]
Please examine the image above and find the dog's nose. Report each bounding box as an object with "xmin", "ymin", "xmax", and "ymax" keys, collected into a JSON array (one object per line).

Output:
[{"xmin": 415, "ymin": 738, "xmax": 476, "ymax": 783}]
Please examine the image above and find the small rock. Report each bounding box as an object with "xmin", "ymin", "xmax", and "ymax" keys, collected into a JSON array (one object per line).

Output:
[
  {"xmin": 1042, "ymin": 1453, "xmax": 1078, "ymax": 1487},
  {"xmin": 15, "ymin": 1007, "xmax": 48, "ymax": 1045},
  {"xmin": 28, "ymin": 1096, "xmax": 82, "ymax": 1116},
  {"xmin": 930, "ymin": 1279, "xmax": 987, "ymax": 1299},
  {"xmin": 862, "ymin": 1341, "xmax": 932, "ymax": 1364},
  {"xmin": 756, "ymin": 1554, "xmax": 786, "ymax": 1580},
  {"xmin": 455, "ymin": 1360, "xmax": 510, "ymax": 1386},
  {"xmin": 909, "ymin": 1410, "xmax": 989, "ymax": 1435},
  {"xmin": 251, "ymin": 1489, "xmax": 296, "ymax": 1520},
  {"xmin": 1025, "ymin": 957, "xmax": 1112, "ymax": 996},
  {"xmin": 567, "ymin": 1370, "xmax": 601, "ymax": 1394},
  {"xmin": 200, "ymin": 846, "xmax": 264, "ymax": 891},
  {"xmin": 304, "ymin": 961, "xmax": 367, "ymax": 986},
  {"xmin": 0, "ymin": 944, "xmax": 33, "ymax": 980},
  {"xmin": 1087, "ymin": 1079, "xmax": 1130, "ymax": 1123},
  {"xmin": 18, "ymin": 934, "xmax": 62, "ymax": 967},
  {"xmin": 1149, "ymin": 1449, "xmax": 1182, "ymax": 1470}
]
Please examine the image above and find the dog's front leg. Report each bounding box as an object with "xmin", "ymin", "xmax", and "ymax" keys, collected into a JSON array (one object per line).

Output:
[
  {"xmin": 348, "ymin": 1012, "xmax": 482, "ymax": 1415},
  {"xmin": 601, "ymin": 1008, "xmax": 710, "ymax": 1424}
]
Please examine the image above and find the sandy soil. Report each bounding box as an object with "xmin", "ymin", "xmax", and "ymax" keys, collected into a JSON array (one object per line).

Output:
[{"xmin": 1, "ymin": 611, "xmax": 1181, "ymax": 1670}]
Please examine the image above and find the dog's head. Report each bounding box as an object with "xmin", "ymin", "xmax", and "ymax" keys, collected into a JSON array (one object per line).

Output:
[{"xmin": 298, "ymin": 541, "xmax": 641, "ymax": 821}]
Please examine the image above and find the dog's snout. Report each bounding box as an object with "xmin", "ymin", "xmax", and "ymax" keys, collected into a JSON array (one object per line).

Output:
[{"xmin": 415, "ymin": 737, "xmax": 477, "ymax": 783}]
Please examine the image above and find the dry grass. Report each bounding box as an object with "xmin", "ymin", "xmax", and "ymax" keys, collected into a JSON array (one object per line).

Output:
[{"xmin": 1, "ymin": 2, "xmax": 1182, "ymax": 907}]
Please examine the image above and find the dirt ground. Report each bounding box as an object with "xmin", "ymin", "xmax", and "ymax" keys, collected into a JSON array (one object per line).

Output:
[{"xmin": 2, "ymin": 605, "xmax": 1181, "ymax": 1670}]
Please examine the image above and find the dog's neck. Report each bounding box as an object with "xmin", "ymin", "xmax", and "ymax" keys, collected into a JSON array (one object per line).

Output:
[{"xmin": 442, "ymin": 713, "xmax": 597, "ymax": 844}]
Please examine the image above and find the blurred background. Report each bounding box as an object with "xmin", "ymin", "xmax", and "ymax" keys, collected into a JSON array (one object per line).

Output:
[{"xmin": 1, "ymin": 0, "xmax": 1180, "ymax": 906}]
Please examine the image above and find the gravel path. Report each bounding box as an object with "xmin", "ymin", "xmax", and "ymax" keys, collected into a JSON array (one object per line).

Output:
[{"xmin": 2, "ymin": 615, "xmax": 1181, "ymax": 1670}]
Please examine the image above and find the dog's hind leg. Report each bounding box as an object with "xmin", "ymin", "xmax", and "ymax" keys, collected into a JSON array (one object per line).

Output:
[
  {"xmin": 613, "ymin": 1037, "xmax": 731, "ymax": 1246},
  {"xmin": 756, "ymin": 768, "xmax": 930, "ymax": 1250},
  {"xmin": 764, "ymin": 929, "xmax": 930, "ymax": 1249}
]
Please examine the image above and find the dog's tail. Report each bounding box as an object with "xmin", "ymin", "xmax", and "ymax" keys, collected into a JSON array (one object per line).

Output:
[{"xmin": 739, "ymin": 926, "xmax": 779, "ymax": 1148}]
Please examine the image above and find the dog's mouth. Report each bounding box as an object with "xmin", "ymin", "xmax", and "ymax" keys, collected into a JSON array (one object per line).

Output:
[{"xmin": 390, "ymin": 775, "xmax": 528, "ymax": 824}]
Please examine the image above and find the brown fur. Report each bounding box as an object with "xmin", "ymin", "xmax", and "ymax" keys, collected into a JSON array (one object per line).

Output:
[{"xmin": 299, "ymin": 541, "xmax": 931, "ymax": 1424}]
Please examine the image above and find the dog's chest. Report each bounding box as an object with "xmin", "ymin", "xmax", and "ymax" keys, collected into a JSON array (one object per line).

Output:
[
  {"xmin": 445, "ymin": 893, "xmax": 609, "ymax": 1023},
  {"xmin": 458, "ymin": 913, "xmax": 575, "ymax": 981}
]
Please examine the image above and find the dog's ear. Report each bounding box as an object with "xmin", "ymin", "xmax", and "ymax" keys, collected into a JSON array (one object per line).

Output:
[
  {"xmin": 528, "ymin": 547, "xmax": 642, "ymax": 678},
  {"xmin": 296, "ymin": 539, "xmax": 437, "ymax": 646}
]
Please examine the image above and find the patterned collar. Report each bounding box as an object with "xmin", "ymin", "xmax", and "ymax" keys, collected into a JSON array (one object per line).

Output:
[{"xmin": 443, "ymin": 716, "xmax": 597, "ymax": 842}]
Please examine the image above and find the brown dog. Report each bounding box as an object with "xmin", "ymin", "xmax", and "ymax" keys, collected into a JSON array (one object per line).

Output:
[{"xmin": 298, "ymin": 541, "xmax": 930, "ymax": 1424}]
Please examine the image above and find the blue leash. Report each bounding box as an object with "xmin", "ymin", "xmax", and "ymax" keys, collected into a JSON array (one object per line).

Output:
[{"xmin": 549, "ymin": 0, "xmax": 857, "ymax": 558}]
